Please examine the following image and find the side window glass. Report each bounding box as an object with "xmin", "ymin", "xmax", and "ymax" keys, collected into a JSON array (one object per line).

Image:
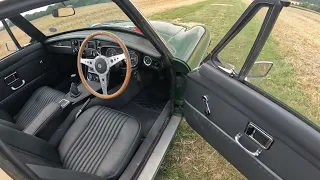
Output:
[
  {"xmin": 218, "ymin": 8, "xmax": 268, "ymax": 72},
  {"xmin": 0, "ymin": 21, "xmax": 15, "ymax": 59},
  {"xmin": 0, "ymin": 19, "xmax": 31, "ymax": 60},
  {"xmin": 247, "ymin": 9, "xmax": 319, "ymax": 126}
]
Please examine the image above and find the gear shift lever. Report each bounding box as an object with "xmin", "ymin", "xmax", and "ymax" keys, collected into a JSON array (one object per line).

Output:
[{"xmin": 70, "ymin": 74, "xmax": 81, "ymax": 98}]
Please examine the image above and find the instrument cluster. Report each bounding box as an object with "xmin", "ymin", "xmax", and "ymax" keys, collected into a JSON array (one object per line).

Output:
[
  {"xmin": 100, "ymin": 47, "xmax": 162, "ymax": 70},
  {"xmin": 101, "ymin": 47, "xmax": 140, "ymax": 69},
  {"xmin": 69, "ymin": 39, "xmax": 162, "ymax": 70}
]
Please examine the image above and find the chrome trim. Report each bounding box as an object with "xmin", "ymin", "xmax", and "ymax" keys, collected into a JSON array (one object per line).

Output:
[
  {"xmin": 4, "ymin": 72, "xmax": 18, "ymax": 85},
  {"xmin": 143, "ymin": 56, "xmax": 152, "ymax": 66},
  {"xmin": 245, "ymin": 122, "xmax": 274, "ymax": 150},
  {"xmin": 235, "ymin": 133, "xmax": 262, "ymax": 157},
  {"xmin": 202, "ymin": 95, "xmax": 211, "ymax": 115},
  {"xmin": 59, "ymin": 99, "xmax": 70, "ymax": 109},
  {"xmin": 11, "ymin": 79, "xmax": 25, "ymax": 91},
  {"xmin": 51, "ymin": 45, "xmax": 72, "ymax": 48}
]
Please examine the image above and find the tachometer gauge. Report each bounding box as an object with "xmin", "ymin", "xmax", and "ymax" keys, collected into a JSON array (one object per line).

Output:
[
  {"xmin": 143, "ymin": 56, "xmax": 152, "ymax": 66},
  {"xmin": 106, "ymin": 48, "xmax": 117, "ymax": 57},
  {"xmin": 130, "ymin": 51, "xmax": 139, "ymax": 68}
]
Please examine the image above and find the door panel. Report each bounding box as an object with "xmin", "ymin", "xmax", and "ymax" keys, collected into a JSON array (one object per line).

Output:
[
  {"xmin": 184, "ymin": 63, "xmax": 320, "ymax": 179},
  {"xmin": 0, "ymin": 43, "xmax": 61, "ymax": 115}
]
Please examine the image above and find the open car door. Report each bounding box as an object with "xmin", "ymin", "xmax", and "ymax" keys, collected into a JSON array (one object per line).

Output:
[{"xmin": 184, "ymin": 0, "xmax": 320, "ymax": 179}]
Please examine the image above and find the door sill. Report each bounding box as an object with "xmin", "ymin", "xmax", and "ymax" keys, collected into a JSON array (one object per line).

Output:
[{"xmin": 137, "ymin": 114, "xmax": 182, "ymax": 180}]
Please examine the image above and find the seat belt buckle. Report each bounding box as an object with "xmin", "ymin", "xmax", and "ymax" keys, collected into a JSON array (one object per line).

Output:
[{"xmin": 59, "ymin": 99, "xmax": 70, "ymax": 109}]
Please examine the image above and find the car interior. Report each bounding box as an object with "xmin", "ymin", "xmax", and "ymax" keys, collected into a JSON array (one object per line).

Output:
[
  {"xmin": 3, "ymin": 0, "xmax": 320, "ymax": 179},
  {"xmin": 0, "ymin": 9, "xmax": 173, "ymax": 180}
]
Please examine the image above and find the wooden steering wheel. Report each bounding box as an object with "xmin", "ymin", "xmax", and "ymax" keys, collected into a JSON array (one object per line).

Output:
[{"xmin": 77, "ymin": 32, "xmax": 131, "ymax": 99}]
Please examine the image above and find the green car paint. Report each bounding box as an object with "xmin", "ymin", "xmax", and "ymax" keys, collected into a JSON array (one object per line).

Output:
[
  {"xmin": 149, "ymin": 21, "xmax": 211, "ymax": 105},
  {"xmin": 92, "ymin": 21, "xmax": 211, "ymax": 105},
  {"xmin": 91, "ymin": 21, "xmax": 211, "ymax": 74}
]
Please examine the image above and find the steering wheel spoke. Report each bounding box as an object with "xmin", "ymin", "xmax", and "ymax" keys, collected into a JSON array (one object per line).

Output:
[
  {"xmin": 99, "ymin": 73, "xmax": 108, "ymax": 95},
  {"xmin": 81, "ymin": 58, "xmax": 95, "ymax": 69},
  {"xmin": 77, "ymin": 32, "xmax": 131, "ymax": 99},
  {"xmin": 108, "ymin": 53, "xmax": 126, "ymax": 67}
]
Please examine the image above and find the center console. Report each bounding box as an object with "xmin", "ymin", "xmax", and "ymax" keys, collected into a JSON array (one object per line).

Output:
[{"xmin": 65, "ymin": 80, "xmax": 101, "ymax": 104}]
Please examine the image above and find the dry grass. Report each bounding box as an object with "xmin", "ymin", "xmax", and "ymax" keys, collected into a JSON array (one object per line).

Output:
[
  {"xmin": 243, "ymin": 0, "xmax": 320, "ymax": 123},
  {"xmin": 272, "ymin": 7, "xmax": 320, "ymax": 107},
  {"xmin": 157, "ymin": 120, "xmax": 245, "ymax": 180}
]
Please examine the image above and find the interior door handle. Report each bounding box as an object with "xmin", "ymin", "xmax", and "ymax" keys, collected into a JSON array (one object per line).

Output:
[
  {"xmin": 202, "ymin": 95, "xmax": 210, "ymax": 115},
  {"xmin": 11, "ymin": 80, "xmax": 25, "ymax": 91},
  {"xmin": 235, "ymin": 133, "xmax": 262, "ymax": 157}
]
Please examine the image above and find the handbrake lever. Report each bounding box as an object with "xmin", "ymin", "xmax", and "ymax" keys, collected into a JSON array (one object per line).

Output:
[{"xmin": 75, "ymin": 98, "xmax": 91, "ymax": 120}]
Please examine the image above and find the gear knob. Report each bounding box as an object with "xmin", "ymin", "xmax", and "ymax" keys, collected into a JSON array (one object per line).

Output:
[
  {"xmin": 71, "ymin": 74, "xmax": 77, "ymax": 83},
  {"xmin": 70, "ymin": 74, "xmax": 81, "ymax": 98}
]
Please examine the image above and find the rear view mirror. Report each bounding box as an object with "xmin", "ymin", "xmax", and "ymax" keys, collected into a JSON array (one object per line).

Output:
[
  {"xmin": 247, "ymin": 61, "xmax": 273, "ymax": 78},
  {"xmin": 6, "ymin": 41, "xmax": 17, "ymax": 52},
  {"xmin": 52, "ymin": 7, "xmax": 75, "ymax": 18}
]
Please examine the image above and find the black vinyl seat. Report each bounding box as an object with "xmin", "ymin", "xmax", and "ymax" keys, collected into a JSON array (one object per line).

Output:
[
  {"xmin": 0, "ymin": 106, "xmax": 142, "ymax": 180},
  {"xmin": 0, "ymin": 86, "xmax": 65, "ymax": 131}
]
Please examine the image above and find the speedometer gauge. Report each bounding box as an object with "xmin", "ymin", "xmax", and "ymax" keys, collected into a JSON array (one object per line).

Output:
[
  {"xmin": 129, "ymin": 51, "xmax": 139, "ymax": 68},
  {"xmin": 106, "ymin": 48, "xmax": 117, "ymax": 57}
]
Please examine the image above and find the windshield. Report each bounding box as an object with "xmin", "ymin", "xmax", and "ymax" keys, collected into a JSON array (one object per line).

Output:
[{"xmin": 23, "ymin": 0, "xmax": 132, "ymax": 36}]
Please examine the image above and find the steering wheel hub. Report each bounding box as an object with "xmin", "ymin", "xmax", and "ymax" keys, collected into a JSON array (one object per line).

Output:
[{"xmin": 95, "ymin": 57, "xmax": 108, "ymax": 74}]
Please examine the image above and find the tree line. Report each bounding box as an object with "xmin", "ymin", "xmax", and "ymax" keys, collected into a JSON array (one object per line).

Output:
[{"xmin": 295, "ymin": 0, "xmax": 320, "ymax": 12}]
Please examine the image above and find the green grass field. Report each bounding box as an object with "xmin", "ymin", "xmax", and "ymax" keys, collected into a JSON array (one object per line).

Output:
[{"xmin": 153, "ymin": 0, "xmax": 320, "ymax": 179}]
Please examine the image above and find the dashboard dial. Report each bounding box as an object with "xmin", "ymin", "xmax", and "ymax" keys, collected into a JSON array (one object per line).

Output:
[
  {"xmin": 106, "ymin": 48, "xmax": 117, "ymax": 57},
  {"xmin": 129, "ymin": 51, "xmax": 139, "ymax": 68},
  {"xmin": 143, "ymin": 56, "xmax": 152, "ymax": 66}
]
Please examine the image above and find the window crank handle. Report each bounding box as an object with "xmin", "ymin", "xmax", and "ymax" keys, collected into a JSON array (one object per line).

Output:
[{"xmin": 202, "ymin": 95, "xmax": 211, "ymax": 115}]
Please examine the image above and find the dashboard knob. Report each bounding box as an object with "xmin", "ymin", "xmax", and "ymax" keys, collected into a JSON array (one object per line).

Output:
[
  {"xmin": 154, "ymin": 61, "xmax": 160, "ymax": 68},
  {"xmin": 72, "ymin": 48, "xmax": 78, "ymax": 54},
  {"xmin": 72, "ymin": 40, "xmax": 78, "ymax": 46},
  {"xmin": 92, "ymin": 50, "xmax": 97, "ymax": 57},
  {"xmin": 87, "ymin": 73, "xmax": 93, "ymax": 81}
]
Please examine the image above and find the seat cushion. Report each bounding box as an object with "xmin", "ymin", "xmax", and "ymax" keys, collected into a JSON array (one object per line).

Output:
[
  {"xmin": 0, "ymin": 108, "xmax": 14, "ymax": 122},
  {"xmin": 14, "ymin": 86, "xmax": 65, "ymax": 129},
  {"xmin": 0, "ymin": 119, "xmax": 22, "ymax": 130},
  {"xmin": 0, "ymin": 124, "xmax": 61, "ymax": 167},
  {"xmin": 58, "ymin": 106, "xmax": 141, "ymax": 179}
]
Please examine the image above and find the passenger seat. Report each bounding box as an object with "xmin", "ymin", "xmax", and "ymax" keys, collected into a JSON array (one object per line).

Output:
[{"xmin": 0, "ymin": 86, "xmax": 65, "ymax": 132}]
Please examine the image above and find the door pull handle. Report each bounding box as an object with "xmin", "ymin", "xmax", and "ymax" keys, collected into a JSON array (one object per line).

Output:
[
  {"xmin": 235, "ymin": 133, "xmax": 262, "ymax": 157},
  {"xmin": 11, "ymin": 80, "xmax": 25, "ymax": 91}
]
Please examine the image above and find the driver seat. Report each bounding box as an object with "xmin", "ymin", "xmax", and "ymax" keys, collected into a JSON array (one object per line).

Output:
[{"xmin": 0, "ymin": 106, "xmax": 141, "ymax": 180}]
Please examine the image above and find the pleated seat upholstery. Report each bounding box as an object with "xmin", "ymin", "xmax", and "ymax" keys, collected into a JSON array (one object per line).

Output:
[
  {"xmin": 15, "ymin": 86, "xmax": 65, "ymax": 129},
  {"xmin": 0, "ymin": 106, "xmax": 142, "ymax": 180},
  {"xmin": 0, "ymin": 86, "xmax": 64, "ymax": 131},
  {"xmin": 58, "ymin": 106, "xmax": 142, "ymax": 179}
]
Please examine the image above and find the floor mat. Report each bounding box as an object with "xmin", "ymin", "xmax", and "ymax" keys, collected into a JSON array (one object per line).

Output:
[
  {"xmin": 120, "ymin": 102, "xmax": 161, "ymax": 137},
  {"xmin": 120, "ymin": 82, "xmax": 169, "ymax": 136}
]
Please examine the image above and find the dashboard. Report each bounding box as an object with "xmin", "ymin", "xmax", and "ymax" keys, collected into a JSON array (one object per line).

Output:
[
  {"xmin": 47, "ymin": 30, "xmax": 164, "ymax": 83},
  {"xmin": 50, "ymin": 38, "xmax": 163, "ymax": 71}
]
